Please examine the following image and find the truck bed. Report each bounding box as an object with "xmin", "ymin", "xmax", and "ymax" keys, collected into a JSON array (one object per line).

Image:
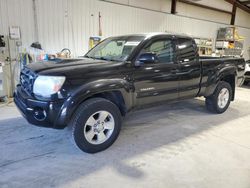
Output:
[{"xmin": 199, "ymin": 56, "xmax": 245, "ymax": 96}]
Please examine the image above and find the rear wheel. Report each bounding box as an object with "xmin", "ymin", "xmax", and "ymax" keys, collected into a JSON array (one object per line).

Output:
[
  {"xmin": 70, "ymin": 98, "xmax": 122, "ymax": 153},
  {"xmin": 205, "ymin": 81, "xmax": 232, "ymax": 114}
]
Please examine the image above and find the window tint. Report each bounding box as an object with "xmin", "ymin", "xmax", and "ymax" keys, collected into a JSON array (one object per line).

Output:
[
  {"xmin": 177, "ymin": 38, "xmax": 197, "ymax": 62},
  {"xmin": 143, "ymin": 39, "xmax": 174, "ymax": 63}
]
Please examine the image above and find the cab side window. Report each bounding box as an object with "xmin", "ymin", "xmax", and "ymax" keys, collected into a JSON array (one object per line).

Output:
[
  {"xmin": 177, "ymin": 38, "xmax": 197, "ymax": 63},
  {"xmin": 143, "ymin": 39, "xmax": 174, "ymax": 63}
]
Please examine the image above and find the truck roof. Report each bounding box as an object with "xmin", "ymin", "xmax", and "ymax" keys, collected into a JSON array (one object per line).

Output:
[{"xmin": 112, "ymin": 32, "xmax": 193, "ymax": 39}]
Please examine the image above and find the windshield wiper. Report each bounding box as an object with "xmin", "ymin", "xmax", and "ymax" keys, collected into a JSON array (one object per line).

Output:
[
  {"xmin": 84, "ymin": 55, "xmax": 95, "ymax": 59},
  {"xmin": 94, "ymin": 57, "xmax": 116, "ymax": 61},
  {"xmin": 96, "ymin": 57, "xmax": 108, "ymax": 60}
]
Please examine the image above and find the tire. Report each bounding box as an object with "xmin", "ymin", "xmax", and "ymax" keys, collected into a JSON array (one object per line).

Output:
[
  {"xmin": 70, "ymin": 97, "xmax": 122, "ymax": 153},
  {"xmin": 205, "ymin": 81, "xmax": 232, "ymax": 114}
]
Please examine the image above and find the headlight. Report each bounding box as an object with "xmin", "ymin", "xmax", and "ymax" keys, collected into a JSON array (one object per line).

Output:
[{"xmin": 33, "ymin": 76, "xmax": 66, "ymax": 97}]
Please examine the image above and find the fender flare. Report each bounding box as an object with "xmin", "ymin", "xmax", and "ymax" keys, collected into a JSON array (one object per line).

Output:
[
  {"xmin": 54, "ymin": 79, "xmax": 132, "ymax": 128},
  {"xmin": 204, "ymin": 65, "xmax": 237, "ymax": 97}
]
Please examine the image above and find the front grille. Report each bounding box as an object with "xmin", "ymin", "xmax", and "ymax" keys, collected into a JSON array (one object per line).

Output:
[{"xmin": 20, "ymin": 67, "xmax": 36, "ymax": 95}]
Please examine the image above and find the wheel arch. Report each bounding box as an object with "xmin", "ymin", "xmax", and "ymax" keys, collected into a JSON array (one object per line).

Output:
[
  {"xmin": 220, "ymin": 74, "xmax": 236, "ymax": 101},
  {"xmin": 85, "ymin": 90, "xmax": 127, "ymax": 116},
  {"xmin": 204, "ymin": 66, "xmax": 237, "ymax": 100},
  {"xmin": 54, "ymin": 79, "xmax": 132, "ymax": 129}
]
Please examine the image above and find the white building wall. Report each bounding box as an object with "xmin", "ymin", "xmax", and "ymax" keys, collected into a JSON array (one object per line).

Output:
[
  {"xmin": 106, "ymin": 0, "xmax": 250, "ymax": 28},
  {"xmin": 176, "ymin": 2, "xmax": 231, "ymax": 24},
  {"xmin": 191, "ymin": 0, "xmax": 232, "ymax": 11},
  {"xmin": 0, "ymin": 0, "xmax": 250, "ymax": 59},
  {"xmin": 35, "ymin": 0, "xmax": 97, "ymax": 55},
  {"xmin": 235, "ymin": 8, "xmax": 250, "ymax": 28},
  {"xmin": 0, "ymin": 0, "xmax": 35, "ymax": 46},
  {"xmin": 101, "ymin": 0, "xmax": 172, "ymax": 12}
]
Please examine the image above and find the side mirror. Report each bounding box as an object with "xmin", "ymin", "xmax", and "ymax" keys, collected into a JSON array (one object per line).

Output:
[{"xmin": 135, "ymin": 52, "xmax": 158, "ymax": 66}]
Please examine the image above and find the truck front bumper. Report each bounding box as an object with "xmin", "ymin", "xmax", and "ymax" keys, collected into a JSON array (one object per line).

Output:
[{"xmin": 14, "ymin": 86, "xmax": 66, "ymax": 129}]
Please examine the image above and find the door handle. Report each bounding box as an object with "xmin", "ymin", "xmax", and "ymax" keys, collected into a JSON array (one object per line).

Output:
[
  {"xmin": 171, "ymin": 70, "xmax": 179, "ymax": 74},
  {"xmin": 176, "ymin": 69, "xmax": 193, "ymax": 75}
]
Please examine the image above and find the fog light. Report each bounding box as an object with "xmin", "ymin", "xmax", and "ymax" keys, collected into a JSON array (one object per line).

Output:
[{"xmin": 33, "ymin": 107, "xmax": 46, "ymax": 121}]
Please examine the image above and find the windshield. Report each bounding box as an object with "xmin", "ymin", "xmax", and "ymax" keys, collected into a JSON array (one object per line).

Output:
[{"xmin": 85, "ymin": 36, "xmax": 145, "ymax": 62}]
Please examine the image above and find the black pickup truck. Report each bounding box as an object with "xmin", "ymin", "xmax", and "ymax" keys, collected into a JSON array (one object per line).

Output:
[{"xmin": 14, "ymin": 33, "xmax": 245, "ymax": 153}]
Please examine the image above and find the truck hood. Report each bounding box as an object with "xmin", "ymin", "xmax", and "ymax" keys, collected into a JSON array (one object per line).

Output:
[{"xmin": 26, "ymin": 57, "xmax": 125, "ymax": 76}]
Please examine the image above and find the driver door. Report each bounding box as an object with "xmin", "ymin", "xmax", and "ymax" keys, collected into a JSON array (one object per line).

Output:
[{"xmin": 133, "ymin": 37, "xmax": 180, "ymax": 106}]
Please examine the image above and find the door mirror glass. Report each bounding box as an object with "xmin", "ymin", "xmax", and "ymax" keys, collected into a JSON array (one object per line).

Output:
[{"xmin": 136, "ymin": 52, "xmax": 158, "ymax": 66}]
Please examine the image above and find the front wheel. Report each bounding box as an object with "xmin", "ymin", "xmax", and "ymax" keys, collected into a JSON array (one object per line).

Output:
[
  {"xmin": 205, "ymin": 81, "xmax": 232, "ymax": 114},
  {"xmin": 70, "ymin": 98, "xmax": 122, "ymax": 153}
]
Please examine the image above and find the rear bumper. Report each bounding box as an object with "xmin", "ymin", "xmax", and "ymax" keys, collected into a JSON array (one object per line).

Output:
[{"xmin": 14, "ymin": 86, "xmax": 66, "ymax": 129}]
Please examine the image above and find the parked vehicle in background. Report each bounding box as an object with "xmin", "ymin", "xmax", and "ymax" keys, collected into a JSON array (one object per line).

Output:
[
  {"xmin": 14, "ymin": 33, "xmax": 245, "ymax": 153},
  {"xmin": 243, "ymin": 60, "xmax": 250, "ymax": 85}
]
